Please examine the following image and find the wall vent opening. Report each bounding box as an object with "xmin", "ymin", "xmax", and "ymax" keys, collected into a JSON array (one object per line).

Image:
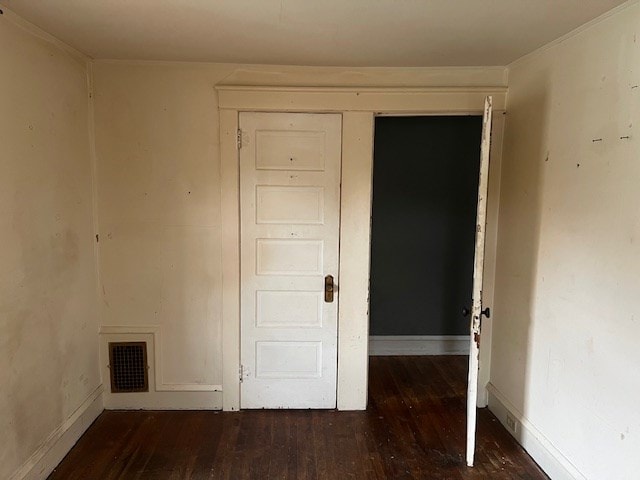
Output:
[{"xmin": 108, "ymin": 342, "xmax": 149, "ymax": 393}]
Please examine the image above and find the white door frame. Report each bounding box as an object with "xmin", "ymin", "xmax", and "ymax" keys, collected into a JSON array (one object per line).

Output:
[{"xmin": 217, "ymin": 86, "xmax": 507, "ymax": 412}]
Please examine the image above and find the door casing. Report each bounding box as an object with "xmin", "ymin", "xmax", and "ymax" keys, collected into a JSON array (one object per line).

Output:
[{"xmin": 217, "ymin": 86, "xmax": 507, "ymax": 412}]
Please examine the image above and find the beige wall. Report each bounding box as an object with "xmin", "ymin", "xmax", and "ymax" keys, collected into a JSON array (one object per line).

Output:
[
  {"xmin": 93, "ymin": 64, "xmax": 226, "ymax": 403},
  {"xmin": 490, "ymin": 3, "xmax": 640, "ymax": 479},
  {"xmin": 92, "ymin": 62, "xmax": 507, "ymax": 408},
  {"xmin": 4, "ymin": 0, "xmax": 639, "ymax": 476},
  {"xmin": 0, "ymin": 12, "xmax": 101, "ymax": 480}
]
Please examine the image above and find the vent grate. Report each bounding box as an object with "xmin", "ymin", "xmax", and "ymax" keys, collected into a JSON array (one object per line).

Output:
[{"xmin": 108, "ymin": 342, "xmax": 149, "ymax": 393}]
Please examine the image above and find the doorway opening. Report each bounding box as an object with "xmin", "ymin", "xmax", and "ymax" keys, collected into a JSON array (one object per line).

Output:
[
  {"xmin": 370, "ymin": 115, "xmax": 483, "ymax": 344},
  {"xmin": 368, "ymin": 115, "xmax": 483, "ymax": 461}
]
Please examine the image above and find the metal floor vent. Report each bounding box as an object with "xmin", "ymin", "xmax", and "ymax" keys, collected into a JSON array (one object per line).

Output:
[{"xmin": 108, "ymin": 342, "xmax": 149, "ymax": 393}]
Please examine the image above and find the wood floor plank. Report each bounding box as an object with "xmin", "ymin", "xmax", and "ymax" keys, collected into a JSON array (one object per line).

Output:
[{"xmin": 48, "ymin": 356, "xmax": 547, "ymax": 480}]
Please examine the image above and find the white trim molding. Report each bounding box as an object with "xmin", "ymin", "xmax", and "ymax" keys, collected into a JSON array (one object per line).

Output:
[
  {"xmin": 336, "ymin": 112, "xmax": 374, "ymax": 411},
  {"xmin": 217, "ymin": 85, "xmax": 507, "ymax": 113},
  {"xmin": 369, "ymin": 335, "xmax": 470, "ymax": 356},
  {"xmin": 100, "ymin": 325, "xmax": 222, "ymax": 393},
  {"xmin": 99, "ymin": 326, "xmax": 222, "ymax": 409},
  {"xmin": 217, "ymin": 85, "xmax": 506, "ymax": 412},
  {"xmin": 11, "ymin": 385, "xmax": 104, "ymax": 480},
  {"xmin": 219, "ymin": 109, "xmax": 241, "ymax": 411},
  {"xmin": 487, "ymin": 383, "xmax": 587, "ymax": 480}
]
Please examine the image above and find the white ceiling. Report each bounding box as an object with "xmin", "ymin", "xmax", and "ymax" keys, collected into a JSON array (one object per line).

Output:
[{"xmin": 2, "ymin": 0, "xmax": 627, "ymax": 66}]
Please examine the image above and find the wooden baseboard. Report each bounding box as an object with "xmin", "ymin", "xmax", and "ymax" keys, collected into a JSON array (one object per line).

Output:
[
  {"xmin": 487, "ymin": 383, "xmax": 587, "ymax": 480},
  {"xmin": 12, "ymin": 385, "xmax": 104, "ymax": 480},
  {"xmin": 368, "ymin": 335, "xmax": 470, "ymax": 355}
]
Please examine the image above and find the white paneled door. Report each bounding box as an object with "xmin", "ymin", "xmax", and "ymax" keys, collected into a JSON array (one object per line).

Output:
[
  {"xmin": 466, "ymin": 96, "xmax": 493, "ymax": 466},
  {"xmin": 239, "ymin": 112, "xmax": 342, "ymax": 409}
]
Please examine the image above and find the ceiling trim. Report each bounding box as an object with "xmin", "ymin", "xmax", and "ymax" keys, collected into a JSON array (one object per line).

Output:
[
  {"xmin": 509, "ymin": 0, "xmax": 639, "ymax": 68},
  {"xmin": 0, "ymin": 3, "xmax": 89, "ymax": 64},
  {"xmin": 216, "ymin": 86, "xmax": 507, "ymax": 113}
]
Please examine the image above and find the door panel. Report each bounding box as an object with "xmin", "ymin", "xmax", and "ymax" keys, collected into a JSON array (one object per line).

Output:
[
  {"xmin": 256, "ymin": 291, "xmax": 323, "ymax": 328},
  {"xmin": 256, "ymin": 239, "xmax": 323, "ymax": 276},
  {"xmin": 240, "ymin": 112, "xmax": 342, "ymax": 409},
  {"xmin": 256, "ymin": 186, "xmax": 325, "ymax": 225},
  {"xmin": 466, "ymin": 97, "xmax": 493, "ymax": 466}
]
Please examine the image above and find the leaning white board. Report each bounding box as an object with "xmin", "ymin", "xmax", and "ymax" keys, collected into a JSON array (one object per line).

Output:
[{"xmin": 466, "ymin": 96, "xmax": 493, "ymax": 466}]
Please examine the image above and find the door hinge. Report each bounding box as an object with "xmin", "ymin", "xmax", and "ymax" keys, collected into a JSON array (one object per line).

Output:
[
  {"xmin": 239, "ymin": 364, "xmax": 244, "ymax": 383},
  {"xmin": 237, "ymin": 129, "xmax": 243, "ymax": 150}
]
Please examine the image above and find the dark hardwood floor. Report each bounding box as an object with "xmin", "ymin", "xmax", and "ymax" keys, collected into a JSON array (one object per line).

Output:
[{"xmin": 49, "ymin": 356, "xmax": 547, "ymax": 479}]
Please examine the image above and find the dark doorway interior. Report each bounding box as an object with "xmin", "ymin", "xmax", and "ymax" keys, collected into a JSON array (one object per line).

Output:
[{"xmin": 370, "ymin": 116, "xmax": 483, "ymax": 336}]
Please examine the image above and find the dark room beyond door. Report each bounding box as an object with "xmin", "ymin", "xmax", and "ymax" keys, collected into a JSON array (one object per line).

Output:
[{"xmin": 370, "ymin": 116, "xmax": 482, "ymax": 341}]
